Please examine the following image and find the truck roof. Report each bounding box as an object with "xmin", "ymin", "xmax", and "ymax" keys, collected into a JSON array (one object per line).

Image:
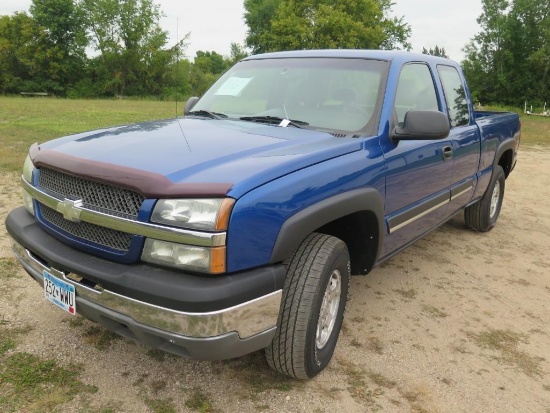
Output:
[{"xmin": 244, "ymin": 49, "xmax": 458, "ymax": 66}]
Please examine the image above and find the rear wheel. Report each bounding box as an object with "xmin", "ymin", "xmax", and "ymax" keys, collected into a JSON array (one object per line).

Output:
[
  {"xmin": 465, "ymin": 165, "xmax": 505, "ymax": 232},
  {"xmin": 266, "ymin": 233, "xmax": 350, "ymax": 379}
]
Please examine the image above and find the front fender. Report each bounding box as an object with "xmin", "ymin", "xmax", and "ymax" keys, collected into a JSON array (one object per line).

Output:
[
  {"xmin": 224, "ymin": 145, "xmax": 386, "ymax": 273},
  {"xmin": 269, "ymin": 188, "xmax": 384, "ymax": 265}
]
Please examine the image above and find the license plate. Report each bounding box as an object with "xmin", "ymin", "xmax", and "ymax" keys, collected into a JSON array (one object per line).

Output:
[{"xmin": 43, "ymin": 271, "xmax": 76, "ymax": 315}]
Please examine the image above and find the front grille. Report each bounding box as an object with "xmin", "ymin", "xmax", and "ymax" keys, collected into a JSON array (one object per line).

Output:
[
  {"xmin": 38, "ymin": 168, "xmax": 144, "ymax": 219},
  {"xmin": 40, "ymin": 204, "xmax": 132, "ymax": 252}
]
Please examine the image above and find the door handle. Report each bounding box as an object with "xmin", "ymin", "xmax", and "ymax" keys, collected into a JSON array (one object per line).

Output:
[{"xmin": 442, "ymin": 146, "xmax": 453, "ymax": 160}]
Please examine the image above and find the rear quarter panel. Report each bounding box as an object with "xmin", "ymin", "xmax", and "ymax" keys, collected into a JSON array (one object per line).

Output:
[{"xmin": 473, "ymin": 111, "xmax": 520, "ymax": 199}]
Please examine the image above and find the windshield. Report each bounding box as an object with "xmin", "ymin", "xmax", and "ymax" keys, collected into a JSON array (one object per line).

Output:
[{"xmin": 192, "ymin": 57, "xmax": 388, "ymax": 134}]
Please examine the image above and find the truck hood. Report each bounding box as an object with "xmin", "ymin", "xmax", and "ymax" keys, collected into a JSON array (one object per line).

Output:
[{"xmin": 32, "ymin": 118, "xmax": 363, "ymax": 198}]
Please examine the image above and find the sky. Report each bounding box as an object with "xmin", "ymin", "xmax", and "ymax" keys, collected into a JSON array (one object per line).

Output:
[{"xmin": 0, "ymin": 0, "xmax": 483, "ymax": 62}]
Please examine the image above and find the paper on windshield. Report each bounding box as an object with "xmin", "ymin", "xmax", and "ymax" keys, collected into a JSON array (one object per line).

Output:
[{"xmin": 215, "ymin": 77, "xmax": 252, "ymax": 96}]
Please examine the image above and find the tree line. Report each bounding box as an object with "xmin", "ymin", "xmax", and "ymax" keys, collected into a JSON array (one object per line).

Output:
[
  {"xmin": 0, "ymin": 0, "xmax": 247, "ymax": 98},
  {"xmin": 0, "ymin": 0, "xmax": 548, "ymax": 106},
  {"xmin": 0, "ymin": 0, "xmax": 409, "ymax": 99},
  {"xmin": 462, "ymin": 0, "xmax": 549, "ymax": 107}
]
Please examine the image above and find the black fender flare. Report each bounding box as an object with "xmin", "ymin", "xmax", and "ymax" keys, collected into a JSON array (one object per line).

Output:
[
  {"xmin": 269, "ymin": 187, "xmax": 385, "ymax": 265},
  {"xmin": 491, "ymin": 138, "xmax": 517, "ymax": 181}
]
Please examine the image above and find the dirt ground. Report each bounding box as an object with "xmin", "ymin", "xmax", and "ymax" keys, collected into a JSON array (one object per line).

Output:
[{"xmin": 1, "ymin": 148, "xmax": 549, "ymax": 413}]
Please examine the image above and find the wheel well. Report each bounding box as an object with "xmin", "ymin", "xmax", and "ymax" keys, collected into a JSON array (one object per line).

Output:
[
  {"xmin": 316, "ymin": 211, "xmax": 379, "ymax": 275},
  {"xmin": 498, "ymin": 149, "xmax": 514, "ymax": 178}
]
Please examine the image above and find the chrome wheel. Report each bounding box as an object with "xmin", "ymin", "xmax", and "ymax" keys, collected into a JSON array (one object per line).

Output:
[
  {"xmin": 490, "ymin": 183, "xmax": 501, "ymax": 218},
  {"xmin": 316, "ymin": 270, "xmax": 341, "ymax": 349}
]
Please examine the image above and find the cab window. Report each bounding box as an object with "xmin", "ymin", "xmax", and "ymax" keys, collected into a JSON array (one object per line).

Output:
[
  {"xmin": 394, "ymin": 64, "xmax": 439, "ymax": 125},
  {"xmin": 437, "ymin": 65, "xmax": 470, "ymax": 127}
]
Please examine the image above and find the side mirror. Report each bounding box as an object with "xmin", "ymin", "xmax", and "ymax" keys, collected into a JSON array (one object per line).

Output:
[
  {"xmin": 184, "ymin": 97, "xmax": 200, "ymax": 115},
  {"xmin": 391, "ymin": 110, "xmax": 450, "ymax": 141}
]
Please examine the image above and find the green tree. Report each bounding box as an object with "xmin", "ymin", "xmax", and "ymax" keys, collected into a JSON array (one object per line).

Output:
[
  {"xmin": 81, "ymin": 0, "xmax": 186, "ymax": 96},
  {"xmin": 0, "ymin": 13, "xmax": 39, "ymax": 93},
  {"xmin": 244, "ymin": 0, "xmax": 410, "ymax": 53},
  {"xmin": 194, "ymin": 50, "xmax": 228, "ymax": 75},
  {"xmin": 29, "ymin": 0, "xmax": 88, "ymax": 94},
  {"xmin": 422, "ymin": 45, "xmax": 449, "ymax": 58},
  {"xmin": 228, "ymin": 42, "xmax": 249, "ymax": 65},
  {"xmin": 462, "ymin": 0, "xmax": 549, "ymax": 105},
  {"xmin": 189, "ymin": 50, "xmax": 230, "ymax": 96},
  {"xmin": 244, "ymin": 0, "xmax": 282, "ymax": 53}
]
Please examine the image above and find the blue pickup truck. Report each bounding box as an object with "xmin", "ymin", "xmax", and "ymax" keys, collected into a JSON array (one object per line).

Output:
[{"xmin": 6, "ymin": 50, "xmax": 520, "ymax": 379}]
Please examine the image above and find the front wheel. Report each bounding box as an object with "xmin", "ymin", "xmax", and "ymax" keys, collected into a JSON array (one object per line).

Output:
[
  {"xmin": 266, "ymin": 233, "xmax": 350, "ymax": 379},
  {"xmin": 465, "ymin": 165, "xmax": 505, "ymax": 232}
]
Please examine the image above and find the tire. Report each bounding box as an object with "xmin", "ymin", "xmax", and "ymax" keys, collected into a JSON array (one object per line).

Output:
[
  {"xmin": 465, "ymin": 165, "xmax": 505, "ymax": 232},
  {"xmin": 265, "ymin": 233, "xmax": 350, "ymax": 379}
]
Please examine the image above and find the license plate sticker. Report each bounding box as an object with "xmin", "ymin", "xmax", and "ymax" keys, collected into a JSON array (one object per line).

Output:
[{"xmin": 43, "ymin": 271, "xmax": 76, "ymax": 315}]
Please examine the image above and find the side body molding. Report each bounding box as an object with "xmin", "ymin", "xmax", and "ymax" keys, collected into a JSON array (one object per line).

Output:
[{"xmin": 269, "ymin": 188, "xmax": 385, "ymax": 269}]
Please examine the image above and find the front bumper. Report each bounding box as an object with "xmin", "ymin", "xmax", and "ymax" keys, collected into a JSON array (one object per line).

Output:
[{"xmin": 6, "ymin": 207, "xmax": 285, "ymax": 360}]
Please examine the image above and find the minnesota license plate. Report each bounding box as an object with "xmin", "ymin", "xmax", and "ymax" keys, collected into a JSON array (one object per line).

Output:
[{"xmin": 43, "ymin": 271, "xmax": 76, "ymax": 315}]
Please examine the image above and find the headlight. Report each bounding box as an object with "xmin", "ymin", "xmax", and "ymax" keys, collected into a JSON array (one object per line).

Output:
[
  {"xmin": 151, "ymin": 198, "xmax": 234, "ymax": 231},
  {"xmin": 22, "ymin": 190, "xmax": 35, "ymax": 215},
  {"xmin": 141, "ymin": 239, "xmax": 225, "ymax": 274},
  {"xmin": 22, "ymin": 154, "xmax": 35, "ymax": 215},
  {"xmin": 23, "ymin": 154, "xmax": 34, "ymax": 183}
]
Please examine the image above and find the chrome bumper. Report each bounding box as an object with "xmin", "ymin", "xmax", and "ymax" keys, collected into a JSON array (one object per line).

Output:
[{"xmin": 11, "ymin": 238, "xmax": 282, "ymax": 340}]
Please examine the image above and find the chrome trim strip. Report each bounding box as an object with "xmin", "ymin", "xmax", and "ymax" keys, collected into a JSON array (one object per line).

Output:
[
  {"xmin": 389, "ymin": 199, "xmax": 449, "ymax": 234},
  {"xmin": 22, "ymin": 176, "xmax": 226, "ymax": 247},
  {"xmin": 11, "ymin": 239, "xmax": 282, "ymax": 339},
  {"xmin": 450, "ymin": 186, "xmax": 473, "ymax": 201}
]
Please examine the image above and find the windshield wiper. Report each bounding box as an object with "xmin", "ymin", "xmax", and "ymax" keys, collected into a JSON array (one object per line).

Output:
[
  {"xmin": 239, "ymin": 116, "xmax": 309, "ymax": 128},
  {"xmin": 186, "ymin": 110, "xmax": 227, "ymax": 120}
]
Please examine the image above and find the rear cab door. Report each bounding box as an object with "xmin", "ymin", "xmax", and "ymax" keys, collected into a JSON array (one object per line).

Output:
[
  {"xmin": 436, "ymin": 64, "xmax": 481, "ymax": 215},
  {"xmin": 380, "ymin": 61, "xmax": 454, "ymax": 258}
]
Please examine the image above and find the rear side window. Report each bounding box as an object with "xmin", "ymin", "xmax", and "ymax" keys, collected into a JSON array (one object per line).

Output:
[
  {"xmin": 394, "ymin": 63, "xmax": 439, "ymax": 124},
  {"xmin": 437, "ymin": 65, "xmax": 470, "ymax": 127}
]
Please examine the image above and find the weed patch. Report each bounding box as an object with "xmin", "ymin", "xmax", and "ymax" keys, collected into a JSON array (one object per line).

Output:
[
  {"xmin": 0, "ymin": 257, "xmax": 20, "ymax": 280},
  {"xmin": 344, "ymin": 366, "xmax": 383, "ymax": 408},
  {"xmin": 366, "ymin": 335, "xmax": 384, "ymax": 354},
  {"xmin": 367, "ymin": 371, "xmax": 396, "ymax": 389},
  {"xmin": 0, "ymin": 352, "xmax": 95, "ymax": 412},
  {"xmin": 146, "ymin": 397, "xmax": 177, "ymax": 413},
  {"xmin": 185, "ymin": 391, "xmax": 214, "ymax": 413},
  {"xmin": 146, "ymin": 348, "xmax": 176, "ymax": 362},
  {"xmin": 84, "ymin": 325, "xmax": 121, "ymax": 350},
  {"xmin": 0, "ymin": 257, "xmax": 21, "ymax": 297},
  {"xmin": 0, "ymin": 324, "xmax": 32, "ymax": 355},
  {"xmin": 393, "ymin": 288, "xmax": 417, "ymax": 300},
  {"xmin": 222, "ymin": 352, "xmax": 295, "ymax": 395},
  {"xmin": 471, "ymin": 329, "xmax": 543, "ymax": 377},
  {"xmin": 421, "ymin": 305, "xmax": 448, "ymax": 319}
]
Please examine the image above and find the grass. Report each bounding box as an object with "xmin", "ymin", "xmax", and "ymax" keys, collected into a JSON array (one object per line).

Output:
[
  {"xmin": 0, "ymin": 257, "xmax": 22, "ymax": 298},
  {"xmin": 393, "ymin": 288, "xmax": 417, "ymax": 300},
  {"xmin": 0, "ymin": 257, "xmax": 20, "ymax": 279},
  {"xmin": 484, "ymin": 105, "xmax": 550, "ymax": 146},
  {"xmin": 0, "ymin": 352, "xmax": 97, "ymax": 412},
  {"xmin": 421, "ymin": 305, "xmax": 448, "ymax": 319},
  {"xmin": 145, "ymin": 398, "xmax": 177, "ymax": 413},
  {"xmin": 184, "ymin": 391, "xmax": 214, "ymax": 413},
  {"xmin": 220, "ymin": 352, "xmax": 295, "ymax": 396},
  {"xmin": 66, "ymin": 317, "xmax": 122, "ymax": 351},
  {"xmin": 518, "ymin": 115, "xmax": 550, "ymax": 146},
  {"xmin": 366, "ymin": 335, "xmax": 385, "ymax": 354},
  {"xmin": 83, "ymin": 325, "xmax": 122, "ymax": 351},
  {"xmin": 471, "ymin": 328, "xmax": 543, "ymax": 377},
  {"xmin": 0, "ymin": 96, "xmax": 176, "ymax": 173},
  {"xmin": 145, "ymin": 348, "xmax": 177, "ymax": 362}
]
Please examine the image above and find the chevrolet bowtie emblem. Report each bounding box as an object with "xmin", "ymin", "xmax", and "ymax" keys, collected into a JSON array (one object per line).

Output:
[{"xmin": 57, "ymin": 198, "xmax": 83, "ymax": 222}]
